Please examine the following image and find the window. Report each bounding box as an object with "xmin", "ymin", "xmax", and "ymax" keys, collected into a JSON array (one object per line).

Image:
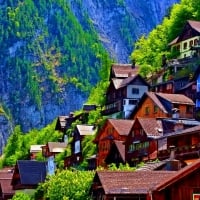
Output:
[
  {"xmin": 129, "ymin": 144, "xmax": 135, "ymax": 152},
  {"xmin": 186, "ymin": 105, "xmax": 193, "ymax": 114},
  {"xmin": 154, "ymin": 105, "xmax": 158, "ymax": 113},
  {"xmin": 145, "ymin": 107, "xmax": 150, "ymax": 115},
  {"xmin": 129, "ymin": 99, "xmax": 138, "ymax": 105},
  {"xmin": 74, "ymin": 140, "xmax": 80, "ymax": 153},
  {"xmin": 183, "ymin": 42, "xmax": 187, "ymax": 49},
  {"xmin": 131, "ymin": 130, "xmax": 135, "ymax": 137},
  {"xmin": 132, "ymin": 88, "xmax": 139, "ymax": 94},
  {"xmin": 189, "ymin": 40, "xmax": 193, "ymax": 47}
]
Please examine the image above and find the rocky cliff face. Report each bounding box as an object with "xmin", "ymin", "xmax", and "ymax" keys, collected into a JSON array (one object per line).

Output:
[
  {"xmin": 69, "ymin": 0, "xmax": 180, "ymax": 63},
  {"xmin": 0, "ymin": 0, "xmax": 179, "ymax": 152}
]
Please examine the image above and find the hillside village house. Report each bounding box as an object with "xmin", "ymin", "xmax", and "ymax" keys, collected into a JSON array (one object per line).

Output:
[
  {"xmin": 64, "ymin": 124, "xmax": 96, "ymax": 168},
  {"xmin": 158, "ymin": 124, "xmax": 200, "ymax": 162},
  {"xmin": 131, "ymin": 92, "xmax": 195, "ymax": 119},
  {"xmin": 169, "ymin": 20, "xmax": 200, "ymax": 59},
  {"xmin": 103, "ymin": 63, "xmax": 149, "ymax": 119},
  {"xmin": 94, "ymin": 119, "xmax": 134, "ymax": 167},
  {"xmin": 125, "ymin": 117, "xmax": 163, "ymax": 166}
]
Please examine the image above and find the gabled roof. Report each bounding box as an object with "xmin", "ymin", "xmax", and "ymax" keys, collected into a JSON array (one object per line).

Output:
[
  {"xmin": 30, "ymin": 145, "xmax": 44, "ymax": 153},
  {"xmin": 55, "ymin": 116, "xmax": 67, "ymax": 130},
  {"xmin": 94, "ymin": 170, "xmax": 176, "ymax": 194},
  {"xmin": 169, "ymin": 20, "xmax": 200, "ymax": 45},
  {"xmin": 108, "ymin": 119, "xmax": 134, "ymax": 136},
  {"xmin": 12, "ymin": 160, "xmax": 47, "ymax": 185},
  {"xmin": 114, "ymin": 140, "xmax": 125, "ymax": 162},
  {"xmin": 146, "ymin": 92, "xmax": 168, "ymax": 113},
  {"xmin": 110, "ymin": 63, "xmax": 139, "ymax": 79},
  {"xmin": 137, "ymin": 118, "xmax": 163, "ymax": 137},
  {"xmin": 76, "ymin": 124, "xmax": 96, "ymax": 136},
  {"xmin": 47, "ymin": 142, "xmax": 67, "ymax": 153},
  {"xmin": 155, "ymin": 158, "xmax": 200, "ymax": 191},
  {"xmin": 156, "ymin": 92, "xmax": 194, "ymax": 105}
]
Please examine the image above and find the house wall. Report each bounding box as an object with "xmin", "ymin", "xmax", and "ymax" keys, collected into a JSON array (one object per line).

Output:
[
  {"xmin": 171, "ymin": 36, "xmax": 200, "ymax": 58},
  {"xmin": 132, "ymin": 97, "xmax": 168, "ymax": 119},
  {"xmin": 153, "ymin": 169, "xmax": 200, "ymax": 200},
  {"xmin": 127, "ymin": 85, "xmax": 148, "ymax": 99}
]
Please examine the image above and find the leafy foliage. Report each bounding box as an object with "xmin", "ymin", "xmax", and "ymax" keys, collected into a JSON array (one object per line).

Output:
[
  {"xmin": 35, "ymin": 170, "xmax": 94, "ymax": 200},
  {"xmin": 131, "ymin": 0, "xmax": 200, "ymax": 77},
  {"xmin": 2, "ymin": 120, "xmax": 60, "ymax": 166}
]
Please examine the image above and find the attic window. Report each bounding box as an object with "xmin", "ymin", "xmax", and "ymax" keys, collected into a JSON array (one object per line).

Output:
[
  {"xmin": 145, "ymin": 107, "xmax": 150, "ymax": 115},
  {"xmin": 132, "ymin": 88, "xmax": 139, "ymax": 94}
]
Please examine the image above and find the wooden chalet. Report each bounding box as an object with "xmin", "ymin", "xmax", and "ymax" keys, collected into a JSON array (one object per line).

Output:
[
  {"xmin": 55, "ymin": 115, "xmax": 68, "ymax": 133},
  {"xmin": 42, "ymin": 142, "xmax": 67, "ymax": 158},
  {"xmin": 94, "ymin": 119, "xmax": 134, "ymax": 167},
  {"xmin": 29, "ymin": 144, "xmax": 44, "ymax": 160},
  {"xmin": 90, "ymin": 159, "xmax": 200, "ymax": 200},
  {"xmin": 158, "ymin": 124, "xmax": 200, "ymax": 162},
  {"xmin": 103, "ymin": 63, "xmax": 149, "ymax": 119},
  {"xmin": 64, "ymin": 124, "xmax": 96, "ymax": 168},
  {"xmin": 103, "ymin": 74, "xmax": 149, "ymax": 119},
  {"xmin": 11, "ymin": 160, "xmax": 47, "ymax": 190},
  {"xmin": 0, "ymin": 168, "xmax": 15, "ymax": 200},
  {"xmin": 125, "ymin": 118, "xmax": 163, "ymax": 166},
  {"xmin": 169, "ymin": 20, "xmax": 200, "ymax": 59},
  {"xmin": 131, "ymin": 92, "xmax": 195, "ymax": 119}
]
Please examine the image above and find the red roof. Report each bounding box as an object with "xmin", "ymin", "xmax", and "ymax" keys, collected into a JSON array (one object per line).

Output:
[
  {"xmin": 109, "ymin": 119, "xmax": 134, "ymax": 136},
  {"xmin": 137, "ymin": 118, "xmax": 163, "ymax": 137},
  {"xmin": 96, "ymin": 170, "xmax": 176, "ymax": 194},
  {"xmin": 111, "ymin": 63, "xmax": 139, "ymax": 78}
]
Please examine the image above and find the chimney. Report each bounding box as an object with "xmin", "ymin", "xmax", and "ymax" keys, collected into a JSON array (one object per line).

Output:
[{"xmin": 169, "ymin": 145, "xmax": 176, "ymax": 160}]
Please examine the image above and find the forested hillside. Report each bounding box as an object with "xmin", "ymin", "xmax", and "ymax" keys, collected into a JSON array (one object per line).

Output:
[{"xmin": 0, "ymin": 0, "xmax": 178, "ymax": 152}]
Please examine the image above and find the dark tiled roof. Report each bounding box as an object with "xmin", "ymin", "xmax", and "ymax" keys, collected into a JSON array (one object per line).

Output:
[
  {"xmin": 48, "ymin": 142, "xmax": 67, "ymax": 153},
  {"xmin": 17, "ymin": 160, "xmax": 47, "ymax": 185},
  {"xmin": 96, "ymin": 170, "xmax": 176, "ymax": 194},
  {"xmin": 156, "ymin": 92, "xmax": 194, "ymax": 105},
  {"xmin": 111, "ymin": 64, "xmax": 139, "ymax": 78},
  {"xmin": 161, "ymin": 124, "xmax": 200, "ymax": 138},
  {"xmin": 138, "ymin": 118, "xmax": 163, "ymax": 137},
  {"xmin": 109, "ymin": 119, "xmax": 134, "ymax": 136}
]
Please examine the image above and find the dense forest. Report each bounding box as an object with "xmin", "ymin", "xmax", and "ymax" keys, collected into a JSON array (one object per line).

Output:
[{"xmin": 3, "ymin": 0, "xmax": 200, "ymax": 199}]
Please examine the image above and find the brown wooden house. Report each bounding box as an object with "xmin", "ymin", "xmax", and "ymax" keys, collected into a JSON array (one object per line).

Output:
[
  {"xmin": 94, "ymin": 119, "xmax": 134, "ymax": 167},
  {"xmin": 131, "ymin": 92, "xmax": 195, "ymax": 119},
  {"xmin": 42, "ymin": 142, "xmax": 67, "ymax": 158},
  {"xmin": 103, "ymin": 74, "xmax": 149, "ymax": 119},
  {"xmin": 158, "ymin": 124, "xmax": 200, "ymax": 162},
  {"xmin": 90, "ymin": 158, "xmax": 200, "ymax": 200},
  {"xmin": 11, "ymin": 160, "xmax": 47, "ymax": 190},
  {"xmin": 125, "ymin": 118, "xmax": 163, "ymax": 166},
  {"xmin": 64, "ymin": 124, "xmax": 96, "ymax": 168}
]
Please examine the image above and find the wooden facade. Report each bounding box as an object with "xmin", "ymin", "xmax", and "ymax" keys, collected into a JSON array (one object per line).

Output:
[
  {"xmin": 131, "ymin": 92, "xmax": 195, "ymax": 119},
  {"xmin": 158, "ymin": 125, "xmax": 200, "ymax": 161},
  {"xmin": 125, "ymin": 118, "xmax": 163, "ymax": 166},
  {"xmin": 94, "ymin": 119, "xmax": 134, "ymax": 167}
]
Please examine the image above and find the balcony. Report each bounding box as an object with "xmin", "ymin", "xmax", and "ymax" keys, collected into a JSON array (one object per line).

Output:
[
  {"xmin": 158, "ymin": 143, "xmax": 200, "ymax": 160},
  {"xmin": 102, "ymin": 100, "xmax": 122, "ymax": 115}
]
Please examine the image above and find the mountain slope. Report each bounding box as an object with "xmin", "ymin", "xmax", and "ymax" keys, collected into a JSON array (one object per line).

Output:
[{"xmin": 0, "ymin": 0, "xmax": 178, "ymax": 152}]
